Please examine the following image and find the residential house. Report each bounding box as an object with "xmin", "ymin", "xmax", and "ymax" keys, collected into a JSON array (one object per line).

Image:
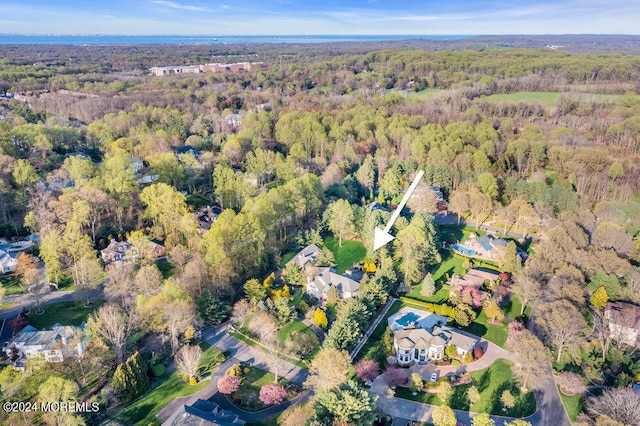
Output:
[
  {"xmin": 449, "ymin": 268, "xmax": 500, "ymax": 297},
  {"xmin": 101, "ymin": 240, "xmax": 135, "ymax": 267},
  {"xmin": 130, "ymin": 157, "xmax": 144, "ymax": 175},
  {"xmin": 3, "ymin": 323, "xmax": 89, "ymax": 371},
  {"xmin": 390, "ymin": 308, "xmax": 479, "ymax": 365},
  {"xmin": 195, "ymin": 206, "xmax": 223, "ymax": 234},
  {"xmin": 306, "ymin": 267, "xmax": 361, "ymax": 300},
  {"xmin": 286, "ymin": 244, "xmax": 321, "ymax": 269},
  {"xmin": 287, "ymin": 244, "xmax": 363, "ymax": 300},
  {"xmin": 173, "ymin": 145, "xmax": 199, "ymax": 161},
  {"xmin": 605, "ymin": 301, "xmax": 640, "ymax": 346},
  {"xmin": 101, "ymin": 239, "xmax": 165, "ymax": 268},
  {"xmin": 0, "ymin": 249, "xmax": 18, "ymax": 273},
  {"xmin": 464, "ymin": 234, "xmax": 508, "ymax": 260},
  {"xmin": 163, "ymin": 399, "xmax": 245, "ymax": 426},
  {"xmin": 366, "ymin": 201, "xmax": 388, "ymax": 211}
]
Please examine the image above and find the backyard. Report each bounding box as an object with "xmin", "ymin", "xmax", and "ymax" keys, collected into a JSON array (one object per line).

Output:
[
  {"xmin": 111, "ymin": 342, "xmax": 225, "ymax": 426},
  {"xmin": 323, "ymin": 237, "xmax": 367, "ymax": 274},
  {"xmin": 395, "ymin": 359, "xmax": 536, "ymax": 418}
]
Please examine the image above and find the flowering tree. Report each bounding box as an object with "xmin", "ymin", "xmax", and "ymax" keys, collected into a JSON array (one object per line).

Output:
[
  {"xmin": 385, "ymin": 367, "xmax": 408, "ymax": 387},
  {"xmin": 460, "ymin": 286, "xmax": 484, "ymax": 307},
  {"xmin": 354, "ymin": 359, "xmax": 380, "ymax": 383},
  {"xmin": 217, "ymin": 375, "xmax": 240, "ymax": 395},
  {"xmin": 259, "ymin": 384, "xmax": 287, "ymax": 405}
]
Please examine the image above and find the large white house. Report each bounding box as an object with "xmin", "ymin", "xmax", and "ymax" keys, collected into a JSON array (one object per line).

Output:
[
  {"xmin": 389, "ymin": 308, "xmax": 479, "ymax": 365},
  {"xmin": 306, "ymin": 267, "xmax": 361, "ymax": 300},
  {"xmin": 3, "ymin": 323, "xmax": 89, "ymax": 370},
  {"xmin": 286, "ymin": 244, "xmax": 362, "ymax": 301}
]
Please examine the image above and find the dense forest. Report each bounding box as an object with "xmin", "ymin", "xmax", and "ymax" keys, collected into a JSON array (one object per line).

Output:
[{"xmin": 0, "ymin": 39, "xmax": 640, "ymax": 426}]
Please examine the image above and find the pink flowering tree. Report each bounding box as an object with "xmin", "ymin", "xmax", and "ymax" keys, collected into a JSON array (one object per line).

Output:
[
  {"xmin": 460, "ymin": 286, "xmax": 484, "ymax": 307},
  {"xmin": 355, "ymin": 359, "xmax": 381, "ymax": 383},
  {"xmin": 259, "ymin": 384, "xmax": 287, "ymax": 405},
  {"xmin": 506, "ymin": 320, "xmax": 525, "ymax": 347},
  {"xmin": 385, "ymin": 367, "xmax": 409, "ymax": 387},
  {"xmin": 218, "ymin": 375, "xmax": 241, "ymax": 395}
]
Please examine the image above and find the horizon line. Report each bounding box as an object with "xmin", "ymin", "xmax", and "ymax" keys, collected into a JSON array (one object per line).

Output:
[{"xmin": 1, "ymin": 33, "xmax": 639, "ymax": 37}]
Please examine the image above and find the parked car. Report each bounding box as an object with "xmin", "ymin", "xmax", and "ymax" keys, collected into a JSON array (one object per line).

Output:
[{"xmin": 430, "ymin": 372, "xmax": 438, "ymax": 382}]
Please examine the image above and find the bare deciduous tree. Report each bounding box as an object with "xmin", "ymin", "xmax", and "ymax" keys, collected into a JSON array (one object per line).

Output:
[
  {"xmin": 133, "ymin": 264, "xmax": 163, "ymax": 298},
  {"xmin": 90, "ymin": 303, "xmax": 137, "ymax": 363},
  {"xmin": 175, "ymin": 344, "xmax": 202, "ymax": 380},
  {"xmin": 508, "ymin": 328, "xmax": 551, "ymax": 392},
  {"xmin": 535, "ymin": 299, "xmax": 588, "ymax": 362},
  {"xmin": 105, "ymin": 263, "xmax": 136, "ymax": 308},
  {"xmin": 304, "ymin": 347, "xmax": 350, "ymax": 391},
  {"xmin": 587, "ymin": 387, "xmax": 640, "ymax": 426},
  {"xmin": 164, "ymin": 300, "xmax": 196, "ymax": 355},
  {"xmin": 248, "ymin": 311, "xmax": 278, "ymax": 344},
  {"xmin": 231, "ymin": 299, "xmax": 250, "ymax": 325}
]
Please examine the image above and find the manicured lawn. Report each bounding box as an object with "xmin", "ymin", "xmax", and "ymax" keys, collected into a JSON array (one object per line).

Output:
[
  {"xmin": 504, "ymin": 294, "xmax": 532, "ymax": 319},
  {"xmin": 395, "ymin": 359, "xmax": 536, "ymax": 418},
  {"xmin": 323, "ymin": 237, "xmax": 366, "ymax": 274},
  {"xmin": 276, "ymin": 319, "xmax": 313, "ymax": 345},
  {"xmin": 462, "ymin": 309, "xmax": 509, "ymax": 348},
  {"xmin": 404, "ymin": 251, "xmax": 463, "ymax": 303},
  {"xmin": 559, "ymin": 387, "xmax": 585, "ymax": 421},
  {"xmin": 156, "ymin": 260, "xmax": 176, "ymax": 279},
  {"xmin": 280, "ymin": 251, "xmax": 296, "ymax": 268},
  {"xmin": 112, "ymin": 344, "xmax": 225, "ymax": 426},
  {"xmin": 26, "ymin": 300, "xmax": 105, "ymax": 329},
  {"xmin": 230, "ymin": 366, "xmax": 297, "ymax": 411},
  {"xmin": 186, "ymin": 193, "xmax": 214, "ymax": 208},
  {"xmin": 0, "ymin": 302, "xmax": 17, "ymax": 310},
  {"xmin": 1, "ymin": 275, "xmax": 25, "ymax": 295}
]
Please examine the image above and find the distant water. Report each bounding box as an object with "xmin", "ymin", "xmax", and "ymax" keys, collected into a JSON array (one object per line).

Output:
[{"xmin": 0, "ymin": 34, "xmax": 470, "ymax": 45}]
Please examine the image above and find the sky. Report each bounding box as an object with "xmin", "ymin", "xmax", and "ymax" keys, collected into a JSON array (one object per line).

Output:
[{"xmin": 0, "ymin": 0, "xmax": 638, "ymax": 35}]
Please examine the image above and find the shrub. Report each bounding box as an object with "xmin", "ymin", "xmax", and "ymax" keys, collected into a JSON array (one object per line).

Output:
[
  {"xmin": 189, "ymin": 377, "xmax": 198, "ymax": 385},
  {"xmin": 445, "ymin": 345, "xmax": 457, "ymax": 357},
  {"xmin": 451, "ymin": 359, "xmax": 462, "ymax": 366},
  {"xmin": 183, "ymin": 373, "xmax": 190, "ymax": 381},
  {"xmin": 473, "ymin": 347, "xmax": 484, "ymax": 360},
  {"xmin": 259, "ymin": 384, "xmax": 287, "ymax": 405},
  {"xmin": 354, "ymin": 359, "xmax": 380, "ymax": 383},
  {"xmin": 464, "ymin": 351, "xmax": 473, "ymax": 363},
  {"xmin": 385, "ymin": 367, "xmax": 408, "ymax": 386},
  {"xmin": 226, "ymin": 363, "xmax": 244, "ymax": 377},
  {"xmin": 243, "ymin": 367, "xmax": 251, "ymax": 375},
  {"xmin": 298, "ymin": 300, "xmax": 309, "ymax": 313},
  {"xmin": 152, "ymin": 364, "xmax": 166, "ymax": 377},
  {"xmin": 218, "ymin": 375, "xmax": 240, "ymax": 394}
]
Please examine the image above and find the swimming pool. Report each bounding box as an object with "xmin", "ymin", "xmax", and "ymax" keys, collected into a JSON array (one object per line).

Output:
[
  {"xmin": 451, "ymin": 244, "xmax": 478, "ymax": 256},
  {"xmin": 396, "ymin": 312, "xmax": 420, "ymax": 327}
]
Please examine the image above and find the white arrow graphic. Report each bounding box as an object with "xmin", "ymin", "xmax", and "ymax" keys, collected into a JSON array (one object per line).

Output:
[{"xmin": 373, "ymin": 170, "xmax": 424, "ymax": 251}]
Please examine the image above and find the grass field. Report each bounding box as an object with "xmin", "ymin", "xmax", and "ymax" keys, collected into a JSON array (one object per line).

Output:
[
  {"xmin": 112, "ymin": 343, "xmax": 225, "ymax": 425},
  {"xmin": 276, "ymin": 319, "xmax": 315, "ymax": 345},
  {"xmin": 156, "ymin": 260, "xmax": 176, "ymax": 279},
  {"xmin": 26, "ymin": 300, "xmax": 105, "ymax": 329},
  {"xmin": 395, "ymin": 359, "xmax": 536, "ymax": 418},
  {"xmin": 559, "ymin": 387, "xmax": 585, "ymax": 421},
  {"xmin": 323, "ymin": 237, "xmax": 367, "ymax": 274},
  {"xmin": 462, "ymin": 309, "xmax": 509, "ymax": 348},
  {"xmin": 1, "ymin": 275, "xmax": 24, "ymax": 295},
  {"xmin": 480, "ymin": 91, "xmax": 620, "ymax": 108},
  {"xmin": 280, "ymin": 251, "xmax": 296, "ymax": 268}
]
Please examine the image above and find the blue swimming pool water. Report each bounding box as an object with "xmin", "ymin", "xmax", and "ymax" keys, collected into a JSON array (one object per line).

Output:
[
  {"xmin": 397, "ymin": 312, "xmax": 420, "ymax": 327},
  {"xmin": 452, "ymin": 244, "xmax": 478, "ymax": 256}
]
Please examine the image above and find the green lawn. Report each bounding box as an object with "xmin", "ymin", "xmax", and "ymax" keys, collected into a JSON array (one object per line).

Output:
[
  {"xmin": 462, "ymin": 309, "xmax": 509, "ymax": 348},
  {"xmin": 112, "ymin": 344, "xmax": 225, "ymax": 426},
  {"xmin": 186, "ymin": 193, "xmax": 214, "ymax": 208},
  {"xmin": 156, "ymin": 260, "xmax": 176, "ymax": 279},
  {"xmin": 230, "ymin": 366, "xmax": 293, "ymax": 411},
  {"xmin": 395, "ymin": 359, "xmax": 536, "ymax": 418},
  {"xmin": 323, "ymin": 237, "xmax": 367, "ymax": 274},
  {"xmin": 1, "ymin": 275, "xmax": 25, "ymax": 295},
  {"xmin": 280, "ymin": 251, "xmax": 296, "ymax": 268},
  {"xmin": 558, "ymin": 387, "xmax": 585, "ymax": 421},
  {"xmin": 26, "ymin": 300, "xmax": 105, "ymax": 329},
  {"xmin": 481, "ymin": 92, "xmax": 562, "ymax": 108},
  {"xmin": 276, "ymin": 319, "xmax": 313, "ymax": 345},
  {"xmin": 405, "ymin": 251, "xmax": 464, "ymax": 303},
  {"xmin": 0, "ymin": 302, "xmax": 17, "ymax": 310},
  {"xmin": 504, "ymin": 294, "xmax": 532, "ymax": 319}
]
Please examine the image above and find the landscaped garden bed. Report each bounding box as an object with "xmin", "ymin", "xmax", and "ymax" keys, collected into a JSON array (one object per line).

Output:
[{"xmin": 221, "ymin": 364, "xmax": 301, "ymax": 411}]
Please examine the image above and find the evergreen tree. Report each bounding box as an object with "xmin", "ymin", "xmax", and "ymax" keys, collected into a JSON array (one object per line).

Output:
[
  {"xmin": 112, "ymin": 351, "xmax": 149, "ymax": 402},
  {"xmin": 420, "ymin": 273, "xmax": 436, "ymax": 297},
  {"xmin": 501, "ymin": 241, "xmax": 519, "ymax": 273},
  {"xmin": 310, "ymin": 380, "xmax": 378, "ymax": 425},
  {"xmin": 196, "ymin": 290, "xmax": 231, "ymax": 325}
]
